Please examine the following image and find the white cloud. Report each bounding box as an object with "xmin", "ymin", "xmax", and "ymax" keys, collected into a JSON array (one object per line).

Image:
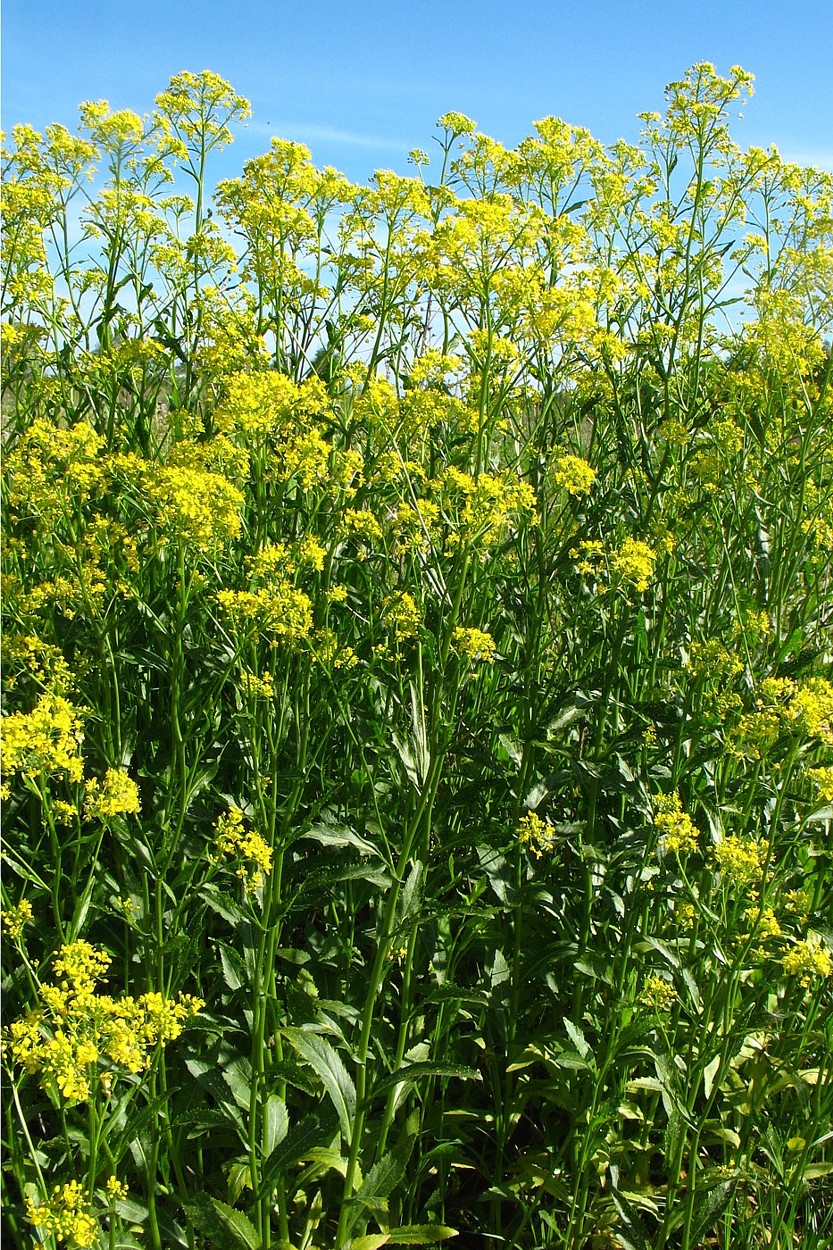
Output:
[{"xmin": 244, "ymin": 119, "xmax": 411, "ymax": 152}]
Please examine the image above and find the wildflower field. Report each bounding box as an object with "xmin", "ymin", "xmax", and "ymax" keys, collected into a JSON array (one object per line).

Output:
[{"xmin": 2, "ymin": 64, "xmax": 832, "ymax": 1249}]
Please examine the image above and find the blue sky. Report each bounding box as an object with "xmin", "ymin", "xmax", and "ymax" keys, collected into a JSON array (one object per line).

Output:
[{"xmin": 3, "ymin": 0, "xmax": 832, "ymax": 184}]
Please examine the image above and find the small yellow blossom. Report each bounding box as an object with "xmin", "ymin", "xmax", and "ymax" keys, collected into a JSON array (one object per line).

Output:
[
  {"xmin": 788, "ymin": 678, "xmax": 833, "ymax": 746},
  {"xmin": 4, "ymin": 941, "xmax": 203, "ymax": 1102},
  {"xmin": 516, "ymin": 811, "xmax": 557, "ymax": 858},
  {"xmin": 105, "ymin": 1176, "xmax": 128, "ymax": 1202},
  {"xmin": 452, "ymin": 626, "xmax": 497, "ymax": 664},
  {"xmin": 214, "ymin": 806, "xmax": 272, "ymax": 893},
  {"xmin": 782, "ymin": 937, "xmax": 833, "ymax": 987},
  {"xmin": 654, "ymin": 792, "xmax": 699, "ymax": 854},
  {"xmin": 83, "ymin": 769, "xmax": 141, "ymax": 821},
  {"xmin": 2, "ymin": 898, "xmax": 34, "ymax": 940},
  {"xmin": 1, "ymin": 692, "xmax": 85, "ymax": 784},
  {"xmin": 26, "ymin": 1180, "xmax": 97, "ymax": 1248},
  {"xmin": 808, "ymin": 765, "xmax": 833, "ymax": 803},
  {"xmin": 551, "ymin": 454, "xmax": 596, "ymax": 496},
  {"xmin": 711, "ymin": 836, "xmax": 766, "ymax": 886},
  {"xmin": 610, "ymin": 537, "xmax": 656, "ymax": 593},
  {"xmin": 639, "ymin": 974, "xmax": 677, "ymax": 1013},
  {"xmin": 382, "ymin": 592, "xmax": 421, "ymax": 642}
]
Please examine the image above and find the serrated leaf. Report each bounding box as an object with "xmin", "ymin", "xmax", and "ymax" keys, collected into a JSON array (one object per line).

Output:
[
  {"xmin": 209, "ymin": 1199, "xmax": 260, "ymax": 1250},
  {"xmin": 350, "ymin": 1237, "xmax": 390, "ymax": 1250},
  {"xmin": 283, "ymin": 1029, "xmax": 356, "ymax": 1141},
  {"xmin": 303, "ymin": 823, "xmax": 385, "ymax": 860},
  {"xmin": 222, "ymin": 1058, "xmax": 252, "ymax": 1111},
  {"xmin": 355, "ymin": 1149, "xmax": 407, "ymax": 1205},
  {"xmin": 397, "ymin": 859, "xmax": 425, "ymax": 929},
  {"xmin": 258, "ymin": 1104, "xmax": 340, "ymax": 1199},
  {"xmin": 610, "ymin": 1189, "xmax": 652, "ymax": 1250},
  {"xmin": 687, "ymin": 1176, "xmax": 737, "ymax": 1244},
  {"xmin": 217, "ymin": 942, "xmax": 246, "ymax": 992}
]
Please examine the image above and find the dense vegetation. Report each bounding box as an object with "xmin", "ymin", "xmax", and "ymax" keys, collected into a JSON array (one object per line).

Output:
[{"xmin": 2, "ymin": 64, "xmax": 832, "ymax": 1250}]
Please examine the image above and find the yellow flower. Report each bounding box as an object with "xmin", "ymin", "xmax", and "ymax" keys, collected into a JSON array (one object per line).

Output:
[
  {"xmin": 143, "ymin": 462, "xmax": 244, "ymax": 551},
  {"xmin": 105, "ymin": 1175, "xmax": 128, "ymax": 1202},
  {"xmin": 788, "ymin": 678, "xmax": 833, "ymax": 746},
  {"xmin": 782, "ymin": 937, "xmax": 833, "ymax": 987},
  {"xmin": 382, "ymin": 592, "xmax": 421, "ymax": 642},
  {"xmin": 4, "ymin": 941, "xmax": 203, "ymax": 1101},
  {"xmin": 452, "ymin": 626, "xmax": 497, "ymax": 664},
  {"xmin": 808, "ymin": 765, "xmax": 833, "ymax": 803},
  {"xmin": 83, "ymin": 769, "xmax": 141, "ymax": 821},
  {"xmin": 639, "ymin": 974, "xmax": 677, "ymax": 1014},
  {"xmin": 654, "ymin": 792, "xmax": 699, "ymax": 854},
  {"xmin": 2, "ymin": 898, "xmax": 34, "ymax": 940},
  {"xmin": 551, "ymin": 454, "xmax": 596, "ymax": 496},
  {"xmin": 214, "ymin": 806, "xmax": 272, "ymax": 893},
  {"xmin": 711, "ymin": 836, "xmax": 766, "ymax": 886},
  {"xmin": 1, "ymin": 692, "xmax": 85, "ymax": 784},
  {"xmin": 26, "ymin": 1180, "xmax": 97, "ymax": 1248},
  {"xmin": 610, "ymin": 537, "xmax": 656, "ymax": 593},
  {"xmin": 516, "ymin": 811, "xmax": 556, "ymax": 858}
]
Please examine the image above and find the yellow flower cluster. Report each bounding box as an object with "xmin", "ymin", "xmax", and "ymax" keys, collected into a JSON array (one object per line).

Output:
[
  {"xmin": 26, "ymin": 1180, "xmax": 97, "ymax": 1249},
  {"xmin": 240, "ymin": 670, "xmax": 276, "ymax": 699},
  {"xmin": 435, "ymin": 467, "xmax": 538, "ymax": 551},
  {"xmin": 83, "ymin": 769, "xmax": 141, "ymax": 821},
  {"xmin": 1, "ymin": 692, "xmax": 85, "ymax": 784},
  {"xmin": 686, "ymin": 639, "xmax": 742, "ymax": 682},
  {"xmin": 4, "ymin": 419, "xmax": 106, "ymax": 525},
  {"xmin": 781, "ymin": 937, "xmax": 833, "ymax": 987},
  {"xmin": 653, "ymin": 792, "xmax": 699, "ymax": 854},
  {"xmin": 105, "ymin": 1176, "xmax": 128, "ymax": 1202},
  {"xmin": 808, "ymin": 766, "xmax": 833, "ymax": 803},
  {"xmin": 216, "ymin": 585, "xmax": 313, "ymax": 642},
  {"xmin": 788, "ymin": 678, "xmax": 833, "ymax": 746},
  {"xmin": 729, "ymin": 675, "xmax": 833, "ymax": 757},
  {"xmin": 452, "ymin": 626, "xmax": 497, "ymax": 664},
  {"xmin": 215, "ymin": 372, "xmax": 333, "ymax": 490},
  {"xmin": 5, "ymin": 940, "xmax": 203, "ymax": 1102},
  {"xmin": 382, "ymin": 592, "xmax": 421, "ymax": 641},
  {"xmin": 516, "ymin": 811, "xmax": 557, "ymax": 858},
  {"xmin": 551, "ymin": 454, "xmax": 596, "ymax": 497},
  {"xmin": 142, "ymin": 463, "xmax": 244, "ymax": 551},
  {"xmin": 343, "ymin": 508, "xmax": 384, "ymax": 545},
  {"xmin": 2, "ymin": 898, "xmax": 34, "ymax": 940},
  {"xmin": 214, "ymin": 806, "xmax": 273, "ymax": 893},
  {"xmin": 711, "ymin": 836, "xmax": 766, "ymax": 885},
  {"xmin": 311, "ymin": 628, "xmax": 358, "ymax": 670},
  {"xmin": 2, "ymin": 634, "xmax": 74, "ymax": 696},
  {"xmin": 610, "ymin": 537, "xmax": 657, "ymax": 593},
  {"xmin": 639, "ymin": 974, "xmax": 677, "ymax": 1014}
]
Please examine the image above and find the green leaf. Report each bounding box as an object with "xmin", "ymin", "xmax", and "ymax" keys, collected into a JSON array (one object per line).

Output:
[
  {"xmin": 209, "ymin": 1199, "xmax": 261, "ymax": 1250},
  {"xmin": 610, "ymin": 1189, "xmax": 652, "ymax": 1250},
  {"xmin": 563, "ymin": 1017, "xmax": 591, "ymax": 1061},
  {"xmin": 386, "ymin": 1227, "xmax": 458, "ymax": 1244},
  {"xmin": 371, "ymin": 1062, "xmax": 481, "ymax": 1098},
  {"xmin": 687, "ymin": 1176, "xmax": 737, "ymax": 1244},
  {"xmin": 303, "ymin": 822, "xmax": 386, "ymax": 860},
  {"xmin": 350, "ymin": 1237, "xmax": 390, "ymax": 1250},
  {"xmin": 396, "ymin": 859, "xmax": 425, "ymax": 929},
  {"xmin": 263, "ymin": 1094, "xmax": 289, "ymax": 1156},
  {"xmin": 283, "ymin": 1029, "xmax": 356, "ymax": 1141},
  {"xmin": 258, "ymin": 1105, "xmax": 340, "ymax": 1198}
]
